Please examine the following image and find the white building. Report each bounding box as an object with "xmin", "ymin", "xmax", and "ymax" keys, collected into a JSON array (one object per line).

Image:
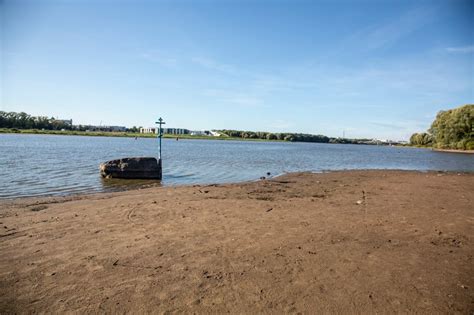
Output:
[
  {"xmin": 163, "ymin": 128, "xmax": 190, "ymax": 135},
  {"xmin": 140, "ymin": 127, "xmax": 157, "ymax": 134},
  {"xmin": 190, "ymin": 130, "xmax": 222, "ymax": 136},
  {"xmin": 190, "ymin": 130, "xmax": 208, "ymax": 136},
  {"xmin": 140, "ymin": 127, "xmax": 191, "ymax": 135}
]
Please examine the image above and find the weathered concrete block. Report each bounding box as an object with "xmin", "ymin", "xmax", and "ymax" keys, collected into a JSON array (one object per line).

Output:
[{"xmin": 100, "ymin": 157, "xmax": 161, "ymax": 179}]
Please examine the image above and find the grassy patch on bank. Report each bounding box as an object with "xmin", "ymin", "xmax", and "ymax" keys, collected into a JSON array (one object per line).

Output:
[{"xmin": 0, "ymin": 128, "xmax": 151, "ymax": 138}]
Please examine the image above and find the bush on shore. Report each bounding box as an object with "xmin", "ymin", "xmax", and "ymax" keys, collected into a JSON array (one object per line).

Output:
[{"xmin": 410, "ymin": 104, "xmax": 473, "ymax": 150}]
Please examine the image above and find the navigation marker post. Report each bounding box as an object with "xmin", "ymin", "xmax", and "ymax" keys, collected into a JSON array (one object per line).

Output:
[
  {"xmin": 98, "ymin": 119, "xmax": 165, "ymax": 180},
  {"xmin": 155, "ymin": 117, "xmax": 165, "ymax": 180}
]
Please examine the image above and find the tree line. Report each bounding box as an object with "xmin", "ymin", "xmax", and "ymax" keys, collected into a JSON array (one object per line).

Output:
[
  {"xmin": 217, "ymin": 129, "xmax": 376, "ymax": 144},
  {"xmin": 410, "ymin": 104, "xmax": 473, "ymax": 150},
  {"xmin": 0, "ymin": 111, "xmax": 73, "ymax": 130},
  {"xmin": 2, "ymin": 110, "xmax": 408, "ymax": 146},
  {"xmin": 218, "ymin": 129, "xmax": 331, "ymax": 143},
  {"xmin": 0, "ymin": 111, "xmax": 144, "ymax": 133}
]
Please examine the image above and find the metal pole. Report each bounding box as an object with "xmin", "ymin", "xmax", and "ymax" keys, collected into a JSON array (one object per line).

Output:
[
  {"xmin": 155, "ymin": 117, "xmax": 166, "ymax": 180},
  {"xmin": 155, "ymin": 117, "xmax": 166, "ymax": 159},
  {"xmin": 159, "ymin": 124, "xmax": 162, "ymax": 159}
]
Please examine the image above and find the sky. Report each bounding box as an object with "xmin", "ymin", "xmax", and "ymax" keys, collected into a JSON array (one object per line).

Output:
[{"xmin": 1, "ymin": 0, "xmax": 473, "ymax": 140}]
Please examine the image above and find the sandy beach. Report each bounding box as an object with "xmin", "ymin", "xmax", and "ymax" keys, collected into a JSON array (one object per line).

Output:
[{"xmin": 1, "ymin": 170, "xmax": 473, "ymax": 313}]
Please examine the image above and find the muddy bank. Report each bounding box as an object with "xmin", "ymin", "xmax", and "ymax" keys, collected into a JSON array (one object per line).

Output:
[
  {"xmin": 1, "ymin": 170, "xmax": 473, "ymax": 313},
  {"xmin": 432, "ymin": 148, "xmax": 474, "ymax": 154}
]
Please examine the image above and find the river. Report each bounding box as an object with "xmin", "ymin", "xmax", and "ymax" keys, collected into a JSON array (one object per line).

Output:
[{"xmin": 1, "ymin": 134, "xmax": 472, "ymax": 198}]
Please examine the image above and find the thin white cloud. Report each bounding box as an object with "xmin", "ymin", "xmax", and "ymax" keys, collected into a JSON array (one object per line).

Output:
[
  {"xmin": 202, "ymin": 88, "xmax": 264, "ymax": 108},
  {"xmin": 369, "ymin": 120, "xmax": 428, "ymax": 131},
  {"xmin": 198, "ymin": 50, "xmax": 469, "ymax": 116},
  {"xmin": 225, "ymin": 96, "xmax": 262, "ymax": 107},
  {"xmin": 140, "ymin": 51, "xmax": 178, "ymax": 67},
  {"xmin": 446, "ymin": 45, "xmax": 474, "ymax": 53},
  {"xmin": 191, "ymin": 57, "xmax": 240, "ymax": 76},
  {"xmin": 346, "ymin": 6, "xmax": 436, "ymax": 51}
]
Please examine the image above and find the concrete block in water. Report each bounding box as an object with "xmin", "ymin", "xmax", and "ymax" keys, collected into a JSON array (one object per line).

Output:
[{"xmin": 100, "ymin": 157, "xmax": 162, "ymax": 179}]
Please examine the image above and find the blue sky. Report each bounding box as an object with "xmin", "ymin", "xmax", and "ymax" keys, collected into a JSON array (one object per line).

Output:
[{"xmin": 1, "ymin": 0, "xmax": 473, "ymax": 140}]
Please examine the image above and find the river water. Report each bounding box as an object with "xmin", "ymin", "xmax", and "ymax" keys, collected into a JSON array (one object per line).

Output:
[{"xmin": 0, "ymin": 134, "xmax": 472, "ymax": 199}]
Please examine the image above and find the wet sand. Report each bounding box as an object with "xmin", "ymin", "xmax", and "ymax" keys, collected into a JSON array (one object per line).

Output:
[
  {"xmin": 432, "ymin": 148, "xmax": 474, "ymax": 154},
  {"xmin": 1, "ymin": 170, "xmax": 473, "ymax": 313}
]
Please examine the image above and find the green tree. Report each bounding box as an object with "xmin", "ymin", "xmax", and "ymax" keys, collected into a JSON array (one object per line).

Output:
[
  {"xmin": 266, "ymin": 133, "xmax": 277, "ymax": 140},
  {"xmin": 409, "ymin": 132, "xmax": 433, "ymax": 146},
  {"xmin": 429, "ymin": 104, "xmax": 473, "ymax": 149}
]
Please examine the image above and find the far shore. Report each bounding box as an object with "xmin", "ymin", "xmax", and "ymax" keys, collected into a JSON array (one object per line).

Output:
[
  {"xmin": 2, "ymin": 129, "xmax": 474, "ymax": 153},
  {"xmin": 0, "ymin": 128, "xmax": 361, "ymax": 144},
  {"xmin": 1, "ymin": 170, "xmax": 473, "ymax": 313},
  {"xmin": 0, "ymin": 128, "xmax": 248, "ymax": 141}
]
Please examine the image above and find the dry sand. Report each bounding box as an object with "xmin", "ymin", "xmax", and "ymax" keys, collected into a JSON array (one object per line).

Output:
[{"xmin": 1, "ymin": 170, "xmax": 473, "ymax": 314}]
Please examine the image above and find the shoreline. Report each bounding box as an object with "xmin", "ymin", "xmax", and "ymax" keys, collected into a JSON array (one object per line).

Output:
[
  {"xmin": 1, "ymin": 170, "xmax": 473, "ymax": 313},
  {"xmin": 402, "ymin": 145, "xmax": 474, "ymax": 153},
  {"xmin": 2, "ymin": 169, "xmax": 472, "ymax": 202},
  {"xmin": 432, "ymin": 148, "xmax": 474, "ymax": 154}
]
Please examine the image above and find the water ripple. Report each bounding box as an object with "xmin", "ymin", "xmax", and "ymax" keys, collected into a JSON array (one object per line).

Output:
[{"xmin": 1, "ymin": 134, "xmax": 473, "ymax": 199}]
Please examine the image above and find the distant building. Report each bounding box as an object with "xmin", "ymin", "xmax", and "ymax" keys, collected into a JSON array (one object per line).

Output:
[
  {"xmin": 190, "ymin": 130, "xmax": 208, "ymax": 136},
  {"xmin": 163, "ymin": 128, "xmax": 190, "ymax": 135},
  {"xmin": 140, "ymin": 127, "xmax": 157, "ymax": 134},
  {"xmin": 140, "ymin": 127, "xmax": 190, "ymax": 135},
  {"xmin": 190, "ymin": 130, "xmax": 222, "ymax": 136}
]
